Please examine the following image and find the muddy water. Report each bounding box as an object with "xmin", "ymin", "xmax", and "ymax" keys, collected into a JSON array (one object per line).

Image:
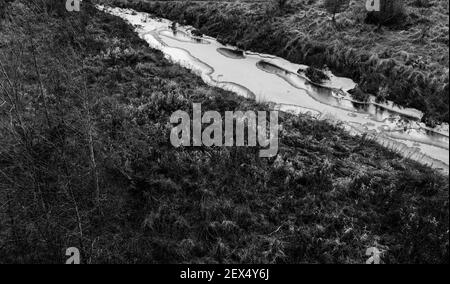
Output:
[{"xmin": 99, "ymin": 6, "xmax": 449, "ymax": 173}]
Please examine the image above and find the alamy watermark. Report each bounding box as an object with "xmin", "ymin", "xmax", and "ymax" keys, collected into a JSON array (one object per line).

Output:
[
  {"xmin": 65, "ymin": 247, "xmax": 80, "ymax": 264},
  {"xmin": 366, "ymin": 0, "xmax": 381, "ymax": 12},
  {"xmin": 170, "ymin": 104, "xmax": 279, "ymax": 158},
  {"xmin": 66, "ymin": 1, "xmax": 379, "ymax": 14},
  {"xmin": 66, "ymin": 0, "xmax": 80, "ymax": 12}
]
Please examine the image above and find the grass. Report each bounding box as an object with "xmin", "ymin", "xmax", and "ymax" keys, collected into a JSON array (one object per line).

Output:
[
  {"xmin": 0, "ymin": 0, "xmax": 448, "ymax": 264},
  {"xmin": 103, "ymin": 0, "xmax": 449, "ymax": 126},
  {"xmin": 302, "ymin": 66, "xmax": 331, "ymax": 84}
]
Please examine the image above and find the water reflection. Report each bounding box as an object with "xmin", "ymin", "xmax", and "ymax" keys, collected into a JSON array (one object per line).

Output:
[
  {"xmin": 217, "ymin": 48, "xmax": 246, "ymax": 59},
  {"xmin": 160, "ymin": 30, "xmax": 210, "ymax": 44}
]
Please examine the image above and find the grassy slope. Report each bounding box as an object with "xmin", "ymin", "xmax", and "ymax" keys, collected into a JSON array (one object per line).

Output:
[
  {"xmin": 0, "ymin": 1, "xmax": 448, "ymax": 263},
  {"xmin": 106, "ymin": 0, "xmax": 449, "ymax": 126}
]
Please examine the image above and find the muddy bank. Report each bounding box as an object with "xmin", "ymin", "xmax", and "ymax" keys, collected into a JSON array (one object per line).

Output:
[{"xmin": 217, "ymin": 47, "xmax": 245, "ymax": 59}]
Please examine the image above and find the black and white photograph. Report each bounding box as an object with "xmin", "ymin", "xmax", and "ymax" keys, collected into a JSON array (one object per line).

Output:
[{"xmin": 0, "ymin": 0, "xmax": 448, "ymax": 268}]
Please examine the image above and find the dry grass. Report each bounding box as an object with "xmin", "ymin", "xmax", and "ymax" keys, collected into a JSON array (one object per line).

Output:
[
  {"xmin": 105, "ymin": 0, "xmax": 449, "ymax": 125},
  {"xmin": 0, "ymin": 0, "xmax": 448, "ymax": 264}
]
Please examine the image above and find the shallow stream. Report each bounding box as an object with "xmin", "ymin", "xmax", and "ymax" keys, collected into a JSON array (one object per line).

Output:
[{"xmin": 100, "ymin": 6, "xmax": 449, "ymax": 173}]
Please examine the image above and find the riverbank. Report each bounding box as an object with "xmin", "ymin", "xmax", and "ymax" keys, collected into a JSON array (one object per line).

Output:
[
  {"xmin": 104, "ymin": 5, "xmax": 449, "ymax": 170},
  {"xmin": 0, "ymin": 1, "xmax": 448, "ymax": 263},
  {"xmin": 101, "ymin": 0, "xmax": 449, "ymax": 127}
]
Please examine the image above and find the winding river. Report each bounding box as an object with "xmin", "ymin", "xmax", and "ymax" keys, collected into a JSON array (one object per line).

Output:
[{"xmin": 99, "ymin": 5, "xmax": 449, "ymax": 174}]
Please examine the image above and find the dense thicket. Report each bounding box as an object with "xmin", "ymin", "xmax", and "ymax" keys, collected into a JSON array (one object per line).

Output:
[{"xmin": 0, "ymin": 0, "xmax": 448, "ymax": 263}]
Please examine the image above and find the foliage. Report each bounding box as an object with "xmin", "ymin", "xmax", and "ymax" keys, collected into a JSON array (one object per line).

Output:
[
  {"xmin": 324, "ymin": 0, "xmax": 350, "ymax": 22},
  {"xmin": 0, "ymin": 0, "xmax": 448, "ymax": 264},
  {"xmin": 303, "ymin": 66, "xmax": 330, "ymax": 84},
  {"xmin": 0, "ymin": 0, "xmax": 12, "ymax": 19},
  {"xmin": 111, "ymin": 0, "xmax": 449, "ymax": 125},
  {"xmin": 275, "ymin": 0, "xmax": 291, "ymax": 11}
]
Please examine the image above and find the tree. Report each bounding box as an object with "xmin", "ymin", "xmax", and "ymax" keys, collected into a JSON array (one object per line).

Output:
[{"xmin": 324, "ymin": 0, "xmax": 350, "ymax": 22}]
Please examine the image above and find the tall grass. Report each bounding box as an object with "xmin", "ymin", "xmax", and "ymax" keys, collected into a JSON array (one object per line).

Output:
[
  {"xmin": 106, "ymin": 0, "xmax": 449, "ymax": 125},
  {"xmin": 0, "ymin": 0, "xmax": 448, "ymax": 263}
]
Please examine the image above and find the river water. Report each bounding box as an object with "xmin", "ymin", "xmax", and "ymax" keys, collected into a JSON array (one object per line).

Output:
[{"xmin": 99, "ymin": 5, "xmax": 449, "ymax": 173}]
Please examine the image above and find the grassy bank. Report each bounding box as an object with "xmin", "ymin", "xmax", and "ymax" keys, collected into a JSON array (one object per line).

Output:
[
  {"xmin": 103, "ymin": 0, "xmax": 449, "ymax": 126},
  {"xmin": 0, "ymin": 1, "xmax": 448, "ymax": 263}
]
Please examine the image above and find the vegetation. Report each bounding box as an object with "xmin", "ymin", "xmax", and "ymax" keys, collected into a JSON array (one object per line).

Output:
[
  {"xmin": 324, "ymin": 0, "xmax": 350, "ymax": 22},
  {"xmin": 191, "ymin": 29, "xmax": 203, "ymax": 37},
  {"xmin": 275, "ymin": 0, "xmax": 291, "ymax": 11},
  {"xmin": 302, "ymin": 66, "xmax": 331, "ymax": 84},
  {"xmin": 0, "ymin": 0, "xmax": 448, "ymax": 264},
  {"xmin": 106, "ymin": 0, "xmax": 449, "ymax": 126}
]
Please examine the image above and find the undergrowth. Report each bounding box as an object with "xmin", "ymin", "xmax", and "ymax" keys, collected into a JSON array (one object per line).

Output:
[
  {"xmin": 104, "ymin": 0, "xmax": 449, "ymax": 126},
  {"xmin": 0, "ymin": 0, "xmax": 448, "ymax": 264}
]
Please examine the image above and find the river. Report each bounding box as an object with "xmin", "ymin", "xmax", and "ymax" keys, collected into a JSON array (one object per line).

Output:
[{"xmin": 99, "ymin": 5, "xmax": 449, "ymax": 174}]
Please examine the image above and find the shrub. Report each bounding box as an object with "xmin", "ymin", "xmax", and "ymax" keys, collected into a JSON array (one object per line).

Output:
[
  {"xmin": 412, "ymin": 0, "xmax": 433, "ymax": 8},
  {"xmin": 275, "ymin": 0, "xmax": 291, "ymax": 11},
  {"xmin": 0, "ymin": 0, "xmax": 12, "ymax": 19},
  {"xmin": 348, "ymin": 87, "xmax": 371, "ymax": 103},
  {"xmin": 324, "ymin": 0, "xmax": 350, "ymax": 22},
  {"xmin": 44, "ymin": 0, "xmax": 66, "ymax": 14},
  {"xmin": 191, "ymin": 29, "xmax": 203, "ymax": 37},
  {"xmin": 303, "ymin": 67, "xmax": 330, "ymax": 84}
]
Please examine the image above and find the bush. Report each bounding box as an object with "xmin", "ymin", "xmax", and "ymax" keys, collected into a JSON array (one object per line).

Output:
[
  {"xmin": 191, "ymin": 29, "xmax": 203, "ymax": 37},
  {"xmin": 275, "ymin": 0, "xmax": 291, "ymax": 10},
  {"xmin": 0, "ymin": 0, "xmax": 12, "ymax": 19},
  {"xmin": 412, "ymin": 0, "xmax": 433, "ymax": 8},
  {"xmin": 41, "ymin": 0, "xmax": 67, "ymax": 16},
  {"xmin": 324, "ymin": 0, "xmax": 350, "ymax": 22},
  {"xmin": 303, "ymin": 67, "xmax": 330, "ymax": 84},
  {"xmin": 348, "ymin": 86, "xmax": 371, "ymax": 103}
]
